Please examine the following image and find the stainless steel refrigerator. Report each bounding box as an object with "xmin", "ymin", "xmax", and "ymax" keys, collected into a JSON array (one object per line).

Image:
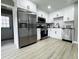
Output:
[{"xmin": 17, "ymin": 8, "xmax": 37, "ymax": 48}]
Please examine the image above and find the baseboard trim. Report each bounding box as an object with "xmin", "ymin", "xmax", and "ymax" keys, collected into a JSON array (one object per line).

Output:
[
  {"xmin": 1, "ymin": 38, "xmax": 14, "ymax": 41},
  {"xmin": 49, "ymin": 37, "xmax": 62, "ymax": 40},
  {"xmin": 72, "ymin": 41, "xmax": 78, "ymax": 44},
  {"xmin": 62, "ymin": 39, "xmax": 72, "ymax": 43}
]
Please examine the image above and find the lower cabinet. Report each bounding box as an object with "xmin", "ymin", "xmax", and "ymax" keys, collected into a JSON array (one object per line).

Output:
[
  {"xmin": 37, "ymin": 29, "xmax": 41, "ymax": 40},
  {"xmin": 48, "ymin": 28, "xmax": 63, "ymax": 39}
]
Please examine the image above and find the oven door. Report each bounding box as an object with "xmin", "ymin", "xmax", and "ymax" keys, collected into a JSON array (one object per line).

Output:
[{"xmin": 41, "ymin": 29, "xmax": 48, "ymax": 39}]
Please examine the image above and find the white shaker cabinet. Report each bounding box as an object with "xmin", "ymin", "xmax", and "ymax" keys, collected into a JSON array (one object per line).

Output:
[
  {"xmin": 63, "ymin": 5, "xmax": 74, "ymax": 21},
  {"xmin": 37, "ymin": 28, "xmax": 41, "ymax": 40},
  {"xmin": 17, "ymin": 0, "xmax": 37, "ymax": 12},
  {"xmin": 26, "ymin": 0, "xmax": 37, "ymax": 12},
  {"xmin": 17, "ymin": 0, "xmax": 26, "ymax": 9},
  {"xmin": 37, "ymin": 10, "xmax": 48, "ymax": 21},
  {"xmin": 48, "ymin": 28, "xmax": 63, "ymax": 39}
]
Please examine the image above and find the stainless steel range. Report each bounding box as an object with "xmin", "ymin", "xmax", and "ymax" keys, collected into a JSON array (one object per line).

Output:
[{"xmin": 41, "ymin": 28, "xmax": 48, "ymax": 40}]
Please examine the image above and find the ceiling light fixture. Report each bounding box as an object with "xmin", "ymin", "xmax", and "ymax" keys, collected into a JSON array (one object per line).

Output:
[{"xmin": 48, "ymin": 5, "xmax": 51, "ymax": 9}]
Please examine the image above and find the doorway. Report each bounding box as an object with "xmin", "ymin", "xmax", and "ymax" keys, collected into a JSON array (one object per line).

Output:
[{"xmin": 1, "ymin": 7, "xmax": 14, "ymax": 46}]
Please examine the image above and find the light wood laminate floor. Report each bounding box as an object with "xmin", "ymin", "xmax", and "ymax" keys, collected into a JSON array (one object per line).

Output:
[{"xmin": 1, "ymin": 38, "xmax": 78, "ymax": 59}]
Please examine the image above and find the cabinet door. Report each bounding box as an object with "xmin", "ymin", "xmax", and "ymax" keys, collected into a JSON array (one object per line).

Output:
[
  {"xmin": 48, "ymin": 28, "xmax": 50, "ymax": 36},
  {"xmin": 26, "ymin": 1, "xmax": 37, "ymax": 12},
  {"xmin": 48, "ymin": 28, "xmax": 62, "ymax": 39},
  {"xmin": 37, "ymin": 29, "xmax": 41, "ymax": 40},
  {"xmin": 48, "ymin": 29, "xmax": 55, "ymax": 38},
  {"xmin": 50, "ymin": 29, "xmax": 55, "ymax": 38},
  {"xmin": 17, "ymin": 0, "xmax": 25, "ymax": 9},
  {"xmin": 17, "ymin": 0, "xmax": 37, "ymax": 12},
  {"xmin": 56, "ymin": 29, "xmax": 62, "ymax": 39},
  {"xmin": 63, "ymin": 6, "xmax": 74, "ymax": 21}
]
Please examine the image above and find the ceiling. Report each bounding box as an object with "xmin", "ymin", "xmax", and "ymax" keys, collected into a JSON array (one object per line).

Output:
[{"xmin": 30, "ymin": 0, "xmax": 78, "ymax": 14}]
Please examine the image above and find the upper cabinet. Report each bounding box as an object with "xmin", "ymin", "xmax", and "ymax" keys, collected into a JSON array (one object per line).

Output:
[
  {"xmin": 37, "ymin": 10, "xmax": 48, "ymax": 22},
  {"xmin": 1, "ymin": 0, "xmax": 14, "ymax": 6},
  {"xmin": 17, "ymin": 0, "xmax": 37, "ymax": 12},
  {"xmin": 37, "ymin": 10, "xmax": 48, "ymax": 18},
  {"xmin": 63, "ymin": 5, "xmax": 74, "ymax": 21},
  {"xmin": 26, "ymin": 0, "xmax": 37, "ymax": 12},
  {"xmin": 49, "ymin": 5, "xmax": 74, "ymax": 23},
  {"xmin": 46, "ymin": 17, "xmax": 52, "ymax": 23}
]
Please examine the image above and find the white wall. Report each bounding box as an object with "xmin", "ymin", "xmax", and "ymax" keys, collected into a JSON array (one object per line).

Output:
[
  {"xmin": 74, "ymin": 2, "xmax": 78, "ymax": 42},
  {"xmin": 48, "ymin": 4, "xmax": 74, "ymax": 22},
  {"xmin": 13, "ymin": 0, "xmax": 19, "ymax": 48}
]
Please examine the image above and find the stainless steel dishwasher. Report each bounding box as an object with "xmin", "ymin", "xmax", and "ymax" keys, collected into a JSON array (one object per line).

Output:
[{"xmin": 62, "ymin": 28, "xmax": 74, "ymax": 42}]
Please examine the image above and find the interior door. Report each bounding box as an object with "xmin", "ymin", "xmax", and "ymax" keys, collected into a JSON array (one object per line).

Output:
[
  {"xmin": 18, "ymin": 10, "xmax": 29, "ymax": 48},
  {"xmin": 1, "ymin": 9, "xmax": 14, "ymax": 41}
]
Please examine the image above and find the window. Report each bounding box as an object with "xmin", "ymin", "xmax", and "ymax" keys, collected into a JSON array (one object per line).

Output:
[{"xmin": 1, "ymin": 16, "xmax": 10, "ymax": 28}]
